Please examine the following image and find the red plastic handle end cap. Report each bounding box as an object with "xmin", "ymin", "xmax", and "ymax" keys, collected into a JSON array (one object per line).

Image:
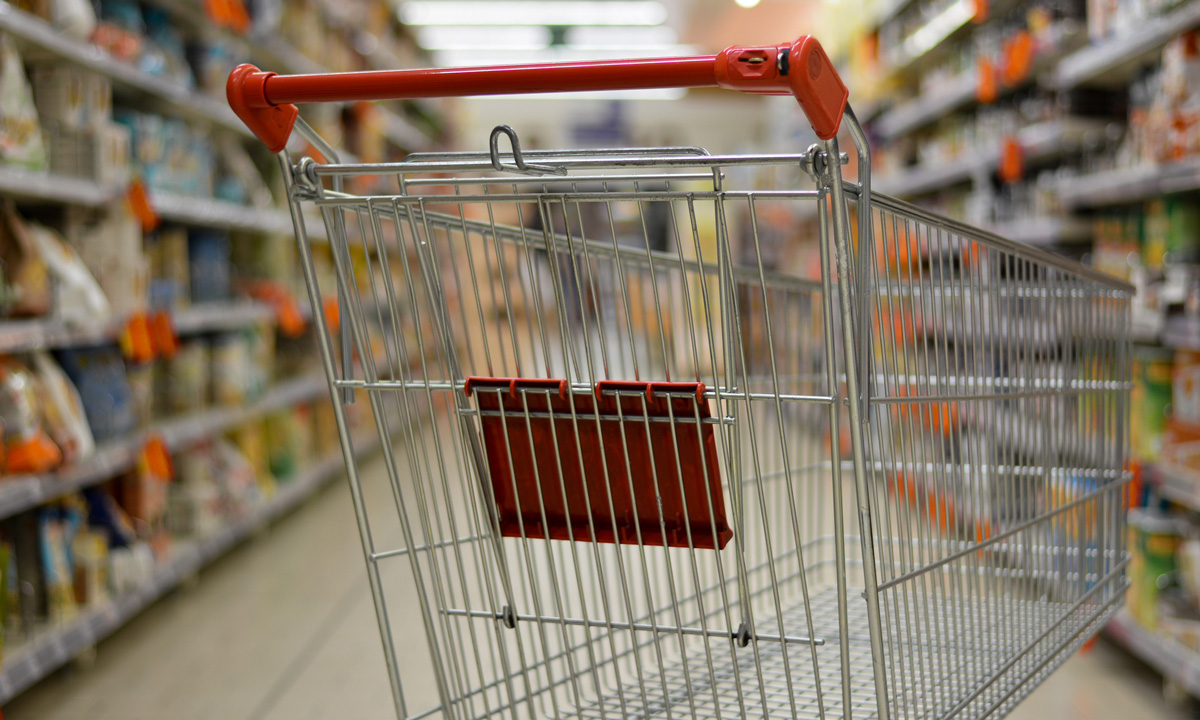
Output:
[
  {"xmin": 787, "ymin": 37, "xmax": 848, "ymax": 141},
  {"xmin": 227, "ymin": 63, "xmax": 300, "ymax": 153}
]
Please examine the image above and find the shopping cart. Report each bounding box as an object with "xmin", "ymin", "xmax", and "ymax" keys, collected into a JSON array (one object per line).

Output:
[{"xmin": 229, "ymin": 36, "xmax": 1133, "ymax": 720}]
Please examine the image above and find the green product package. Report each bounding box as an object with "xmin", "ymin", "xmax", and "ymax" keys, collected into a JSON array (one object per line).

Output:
[
  {"xmin": 1133, "ymin": 345, "xmax": 1174, "ymax": 461},
  {"xmin": 0, "ymin": 36, "xmax": 46, "ymax": 170},
  {"xmin": 1167, "ymin": 197, "xmax": 1200, "ymax": 261},
  {"xmin": 1144, "ymin": 200, "xmax": 1168, "ymax": 271},
  {"xmin": 1128, "ymin": 508, "xmax": 1182, "ymax": 629}
]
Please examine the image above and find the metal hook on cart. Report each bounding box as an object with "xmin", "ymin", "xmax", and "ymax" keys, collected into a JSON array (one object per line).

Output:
[
  {"xmin": 801, "ymin": 143, "xmax": 849, "ymax": 182},
  {"xmin": 289, "ymin": 156, "xmax": 323, "ymax": 200},
  {"xmin": 489, "ymin": 125, "xmax": 567, "ymax": 176}
]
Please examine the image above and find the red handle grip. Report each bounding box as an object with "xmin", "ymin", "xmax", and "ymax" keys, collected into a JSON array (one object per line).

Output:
[{"xmin": 228, "ymin": 36, "xmax": 848, "ymax": 153}]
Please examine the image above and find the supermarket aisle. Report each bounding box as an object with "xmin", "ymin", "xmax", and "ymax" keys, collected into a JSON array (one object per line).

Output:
[{"xmin": 3, "ymin": 443, "xmax": 1185, "ymax": 720}]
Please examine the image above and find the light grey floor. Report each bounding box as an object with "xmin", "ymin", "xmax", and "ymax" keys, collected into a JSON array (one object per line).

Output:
[{"xmin": 4, "ymin": 444, "xmax": 1188, "ymax": 720}]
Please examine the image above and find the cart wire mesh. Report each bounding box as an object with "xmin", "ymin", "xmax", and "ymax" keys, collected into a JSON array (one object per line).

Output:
[{"xmin": 279, "ymin": 129, "xmax": 1132, "ymax": 720}]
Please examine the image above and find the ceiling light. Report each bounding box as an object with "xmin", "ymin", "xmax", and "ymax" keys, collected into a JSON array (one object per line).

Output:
[
  {"xmin": 401, "ymin": 1, "xmax": 669, "ymax": 27},
  {"xmin": 417, "ymin": 25, "xmax": 551, "ymax": 50},
  {"xmin": 432, "ymin": 45, "xmax": 700, "ymax": 66},
  {"xmin": 734, "ymin": 0, "xmax": 761, "ymax": 7},
  {"xmin": 564, "ymin": 25, "xmax": 677, "ymax": 48},
  {"xmin": 900, "ymin": 0, "xmax": 972, "ymax": 58}
]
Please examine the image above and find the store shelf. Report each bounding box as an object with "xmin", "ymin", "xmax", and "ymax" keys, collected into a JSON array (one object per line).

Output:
[
  {"xmin": 171, "ymin": 301, "xmax": 277, "ymax": 335},
  {"xmin": 0, "ymin": 3, "xmax": 249, "ymax": 138},
  {"xmin": 1132, "ymin": 307, "xmax": 1163, "ymax": 343},
  {"xmin": 0, "ymin": 163, "xmax": 299, "ymax": 233},
  {"xmin": 876, "ymin": 71, "xmax": 976, "ymax": 140},
  {"xmin": 1163, "ymin": 315, "xmax": 1200, "ymax": 351},
  {"xmin": 0, "ymin": 435, "xmax": 377, "ymax": 705},
  {"xmin": 0, "ymin": 319, "xmax": 110, "ymax": 355},
  {"xmin": 0, "ymin": 177, "xmax": 292, "ymax": 236},
  {"xmin": 141, "ymin": 0, "xmax": 433, "ymax": 150},
  {"xmin": 0, "ymin": 166, "xmax": 112, "ymax": 207},
  {"xmin": 876, "ymin": 29, "xmax": 1083, "ymax": 141},
  {"xmin": 1149, "ymin": 458, "xmax": 1200, "ymax": 512},
  {"xmin": 875, "ymin": 118, "xmax": 1105, "ymax": 197},
  {"xmin": 985, "ymin": 216, "xmax": 1092, "ymax": 246},
  {"xmin": 251, "ymin": 35, "xmax": 429, "ymax": 151},
  {"xmin": 0, "ymin": 300, "xmax": 278, "ymax": 354},
  {"xmin": 0, "ymin": 372, "xmax": 325, "ymax": 521},
  {"xmin": 1058, "ymin": 155, "xmax": 1200, "ymax": 209},
  {"xmin": 151, "ymin": 192, "xmax": 292, "ymax": 234},
  {"xmin": 1051, "ymin": 1, "xmax": 1200, "ymax": 90},
  {"xmin": 965, "ymin": 405, "xmax": 1111, "ymax": 469},
  {"xmin": 1106, "ymin": 609, "xmax": 1200, "ymax": 698}
]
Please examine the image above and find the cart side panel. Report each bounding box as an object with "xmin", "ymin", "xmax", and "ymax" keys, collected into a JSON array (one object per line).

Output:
[{"xmin": 858, "ymin": 192, "xmax": 1133, "ymax": 719}]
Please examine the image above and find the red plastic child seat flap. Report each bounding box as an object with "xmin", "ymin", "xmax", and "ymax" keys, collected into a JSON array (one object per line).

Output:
[{"xmin": 466, "ymin": 377, "xmax": 731, "ymax": 550}]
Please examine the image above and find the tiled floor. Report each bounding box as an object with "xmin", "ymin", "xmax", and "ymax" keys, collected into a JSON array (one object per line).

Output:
[{"xmin": 4, "ymin": 446, "xmax": 1189, "ymax": 720}]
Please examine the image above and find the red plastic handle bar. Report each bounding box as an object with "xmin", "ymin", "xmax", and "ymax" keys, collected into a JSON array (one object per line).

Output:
[{"xmin": 228, "ymin": 36, "xmax": 848, "ymax": 153}]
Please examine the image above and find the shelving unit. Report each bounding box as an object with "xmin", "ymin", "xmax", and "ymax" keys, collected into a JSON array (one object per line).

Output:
[
  {"xmin": 840, "ymin": 0, "xmax": 1200, "ymax": 698},
  {"xmin": 875, "ymin": 71, "xmax": 976, "ymax": 140},
  {"xmin": 0, "ymin": 1, "xmax": 434, "ymax": 152},
  {"xmin": 1051, "ymin": 0, "xmax": 1200, "ymax": 89},
  {"xmin": 0, "ymin": 432, "xmax": 381, "ymax": 705},
  {"xmin": 0, "ymin": 165, "xmax": 297, "ymax": 234},
  {"xmin": 0, "ymin": 2, "xmax": 247, "ymax": 136},
  {"xmin": 1150, "ymin": 459, "xmax": 1200, "ymax": 512},
  {"xmin": 150, "ymin": 192, "xmax": 292, "ymax": 234},
  {"xmin": 1164, "ymin": 316, "xmax": 1200, "ymax": 351},
  {"xmin": 230, "ymin": 17, "xmax": 429, "ymax": 150},
  {"xmin": 0, "ymin": 372, "xmax": 325, "ymax": 520},
  {"xmin": 1058, "ymin": 155, "xmax": 1200, "ymax": 209},
  {"xmin": 0, "ymin": 0, "xmax": 444, "ymax": 704},
  {"xmin": 1106, "ymin": 610, "xmax": 1200, "ymax": 698},
  {"xmin": 986, "ymin": 216, "xmax": 1092, "ymax": 246},
  {"xmin": 875, "ymin": 32, "xmax": 1082, "ymax": 141},
  {"xmin": 0, "ymin": 300, "xmax": 279, "ymax": 355},
  {"xmin": 875, "ymin": 118, "xmax": 1104, "ymax": 197},
  {"xmin": 0, "ymin": 165, "xmax": 112, "ymax": 207},
  {"xmin": 169, "ymin": 301, "xmax": 277, "ymax": 335}
]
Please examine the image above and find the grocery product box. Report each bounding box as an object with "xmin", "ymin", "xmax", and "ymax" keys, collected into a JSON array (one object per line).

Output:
[
  {"xmin": 42, "ymin": 121, "xmax": 131, "ymax": 188},
  {"xmin": 31, "ymin": 66, "xmax": 111, "ymax": 130}
]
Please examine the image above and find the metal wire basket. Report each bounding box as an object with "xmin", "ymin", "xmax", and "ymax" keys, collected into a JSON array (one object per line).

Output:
[{"xmin": 230, "ymin": 35, "xmax": 1133, "ymax": 720}]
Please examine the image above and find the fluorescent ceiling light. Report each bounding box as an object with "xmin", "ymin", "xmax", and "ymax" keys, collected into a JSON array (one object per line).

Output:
[
  {"xmin": 563, "ymin": 25, "xmax": 677, "ymax": 48},
  {"xmin": 417, "ymin": 25, "xmax": 551, "ymax": 50},
  {"xmin": 433, "ymin": 45, "xmax": 700, "ymax": 66},
  {"xmin": 401, "ymin": 1, "xmax": 669, "ymax": 26},
  {"xmin": 899, "ymin": 0, "xmax": 972, "ymax": 60},
  {"xmin": 734, "ymin": 0, "xmax": 760, "ymax": 6}
]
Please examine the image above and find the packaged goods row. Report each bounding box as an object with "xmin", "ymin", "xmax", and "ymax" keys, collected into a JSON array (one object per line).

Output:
[{"xmin": 0, "ymin": 392, "xmax": 358, "ymax": 668}]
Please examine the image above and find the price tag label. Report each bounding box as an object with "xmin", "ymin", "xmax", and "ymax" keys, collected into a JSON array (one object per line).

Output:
[
  {"xmin": 152, "ymin": 311, "xmax": 179, "ymax": 360},
  {"xmin": 121, "ymin": 312, "xmax": 155, "ymax": 364},
  {"xmin": 247, "ymin": 280, "xmax": 308, "ymax": 337},
  {"xmin": 971, "ymin": 0, "xmax": 990, "ymax": 23},
  {"xmin": 998, "ymin": 135, "xmax": 1024, "ymax": 184},
  {"xmin": 1001, "ymin": 29, "xmax": 1034, "ymax": 87},
  {"xmin": 125, "ymin": 180, "xmax": 160, "ymax": 232},
  {"xmin": 139, "ymin": 435, "xmax": 175, "ymax": 483},
  {"xmin": 204, "ymin": 0, "xmax": 250, "ymax": 34},
  {"xmin": 975, "ymin": 57, "xmax": 997, "ymax": 104}
]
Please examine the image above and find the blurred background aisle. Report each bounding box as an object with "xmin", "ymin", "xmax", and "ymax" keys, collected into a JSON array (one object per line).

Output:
[{"xmin": 0, "ymin": 0, "xmax": 1198, "ymax": 717}]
